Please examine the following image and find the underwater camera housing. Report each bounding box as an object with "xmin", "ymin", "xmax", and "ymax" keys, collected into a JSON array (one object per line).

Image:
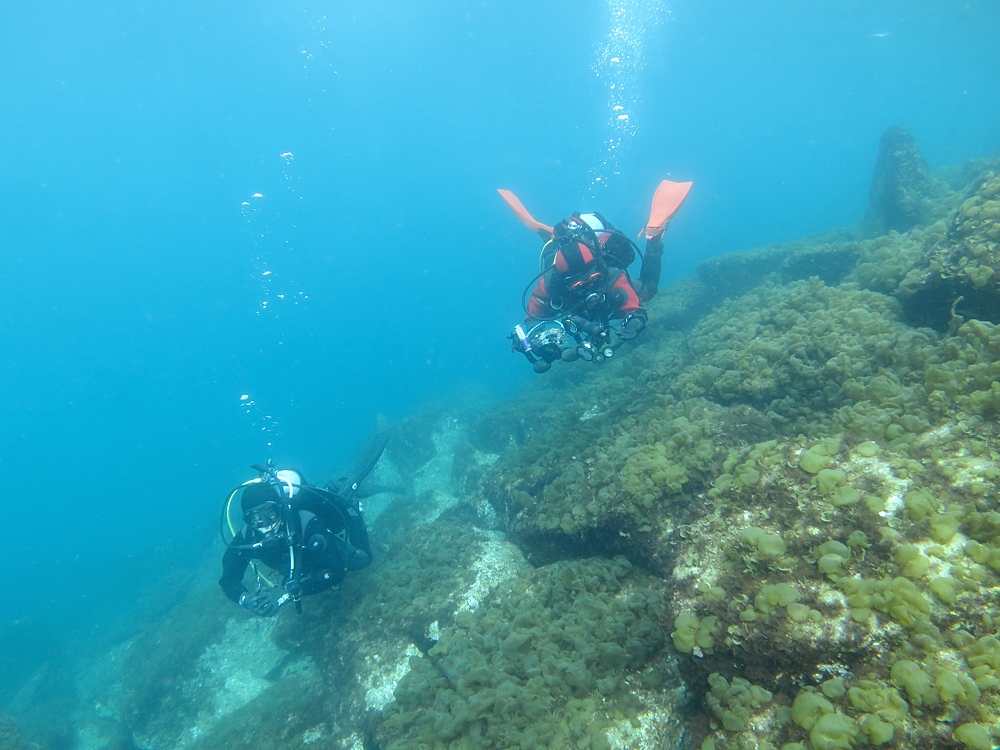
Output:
[
  {"xmin": 509, "ymin": 320, "xmax": 569, "ymax": 365},
  {"xmin": 510, "ymin": 318, "xmax": 619, "ymax": 369}
]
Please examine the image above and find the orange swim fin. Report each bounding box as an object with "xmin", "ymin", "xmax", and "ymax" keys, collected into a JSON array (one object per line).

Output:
[
  {"xmin": 640, "ymin": 180, "xmax": 693, "ymax": 240},
  {"xmin": 498, "ymin": 189, "xmax": 553, "ymax": 239}
]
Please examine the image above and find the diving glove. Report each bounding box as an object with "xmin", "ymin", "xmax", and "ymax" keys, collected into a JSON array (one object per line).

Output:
[
  {"xmin": 242, "ymin": 587, "xmax": 291, "ymax": 617},
  {"xmin": 621, "ymin": 316, "xmax": 645, "ymax": 340}
]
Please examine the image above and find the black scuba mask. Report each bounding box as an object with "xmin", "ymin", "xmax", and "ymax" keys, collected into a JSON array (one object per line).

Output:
[{"xmin": 244, "ymin": 501, "xmax": 284, "ymax": 540}]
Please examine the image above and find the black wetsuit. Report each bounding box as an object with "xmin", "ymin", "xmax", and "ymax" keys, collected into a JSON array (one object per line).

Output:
[{"xmin": 219, "ymin": 498, "xmax": 372, "ymax": 604}]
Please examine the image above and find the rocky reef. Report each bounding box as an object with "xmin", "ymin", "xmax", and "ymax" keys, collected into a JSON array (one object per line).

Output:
[
  {"xmin": 9, "ymin": 130, "xmax": 1000, "ymax": 750},
  {"xmin": 474, "ymin": 131, "xmax": 1000, "ymax": 750}
]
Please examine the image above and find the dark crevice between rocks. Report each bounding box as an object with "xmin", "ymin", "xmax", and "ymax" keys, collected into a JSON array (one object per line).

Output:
[
  {"xmin": 674, "ymin": 634, "xmax": 880, "ymax": 716},
  {"xmin": 501, "ymin": 481, "xmax": 720, "ymax": 579},
  {"xmin": 900, "ymin": 276, "xmax": 1000, "ymax": 331},
  {"xmin": 510, "ymin": 513, "xmax": 674, "ymax": 576}
]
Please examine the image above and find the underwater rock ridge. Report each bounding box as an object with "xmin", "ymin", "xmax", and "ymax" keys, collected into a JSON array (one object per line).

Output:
[
  {"xmin": 861, "ymin": 125, "xmax": 945, "ymax": 238},
  {"xmin": 455, "ymin": 148, "xmax": 1000, "ymax": 748},
  {"xmin": 694, "ymin": 128, "xmax": 1000, "ymax": 334},
  {"xmin": 0, "ymin": 715, "xmax": 40, "ymax": 750},
  {"xmin": 855, "ymin": 163, "xmax": 1000, "ymax": 331}
]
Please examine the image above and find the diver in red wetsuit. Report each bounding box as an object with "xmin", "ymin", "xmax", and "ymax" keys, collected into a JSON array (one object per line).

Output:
[
  {"xmin": 519, "ymin": 212, "xmax": 663, "ymax": 372},
  {"xmin": 500, "ymin": 180, "xmax": 690, "ymax": 373}
]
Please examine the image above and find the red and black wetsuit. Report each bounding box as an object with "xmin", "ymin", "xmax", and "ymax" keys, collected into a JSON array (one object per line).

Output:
[{"xmin": 525, "ymin": 230, "xmax": 662, "ymax": 325}]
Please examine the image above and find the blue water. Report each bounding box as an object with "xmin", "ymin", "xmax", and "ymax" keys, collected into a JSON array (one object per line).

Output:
[{"xmin": 1, "ymin": 0, "xmax": 998, "ymax": 706}]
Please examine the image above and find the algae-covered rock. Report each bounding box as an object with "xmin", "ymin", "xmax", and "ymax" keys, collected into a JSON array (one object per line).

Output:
[
  {"xmin": 385, "ymin": 393, "xmax": 492, "ymax": 478},
  {"xmin": 861, "ymin": 125, "xmax": 946, "ymax": 237},
  {"xmin": 654, "ymin": 274, "xmax": 718, "ymax": 331},
  {"xmin": 705, "ymin": 673, "xmax": 773, "ymax": 732},
  {"xmin": 781, "ymin": 242, "xmax": 861, "ymax": 287},
  {"xmin": 88, "ymin": 500, "xmax": 532, "ymax": 750},
  {"xmin": 690, "ymin": 131, "xmax": 982, "ymax": 326},
  {"xmin": 187, "ymin": 672, "xmax": 328, "ymax": 750},
  {"xmin": 696, "ymin": 233, "xmax": 860, "ymax": 300},
  {"xmin": 273, "ymin": 504, "xmax": 528, "ymax": 750},
  {"xmin": 474, "ymin": 190, "xmax": 1000, "ymax": 746},
  {"xmin": 673, "ymin": 278, "xmax": 938, "ymax": 439},
  {"xmin": 661, "ymin": 414, "xmax": 1000, "ymax": 749},
  {"xmin": 697, "ymin": 242, "xmax": 793, "ymax": 298},
  {"xmin": 118, "ymin": 586, "xmax": 232, "ymax": 747},
  {"xmin": 954, "ymin": 722, "xmax": 995, "ymax": 750},
  {"xmin": 377, "ymin": 556, "xmax": 686, "ymax": 750},
  {"xmin": 478, "ymin": 376, "xmax": 724, "ymax": 570},
  {"xmin": 854, "ymin": 165, "xmax": 1000, "ymax": 330}
]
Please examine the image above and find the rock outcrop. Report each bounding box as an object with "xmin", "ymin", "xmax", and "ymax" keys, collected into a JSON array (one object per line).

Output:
[{"xmin": 860, "ymin": 125, "xmax": 946, "ymax": 237}]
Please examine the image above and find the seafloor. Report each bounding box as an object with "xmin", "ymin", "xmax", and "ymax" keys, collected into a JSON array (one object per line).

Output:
[{"xmin": 5, "ymin": 128, "xmax": 1000, "ymax": 750}]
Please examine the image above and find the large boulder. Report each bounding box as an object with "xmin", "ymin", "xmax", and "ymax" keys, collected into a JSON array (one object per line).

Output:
[{"xmin": 854, "ymin": 165, "xmax": 1000, "ymax": 330}]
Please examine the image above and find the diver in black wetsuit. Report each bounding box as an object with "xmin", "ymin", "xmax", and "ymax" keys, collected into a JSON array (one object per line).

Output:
[{"xmin": 219, "ymin": 432, "xmax": 388, "ymax": 616}]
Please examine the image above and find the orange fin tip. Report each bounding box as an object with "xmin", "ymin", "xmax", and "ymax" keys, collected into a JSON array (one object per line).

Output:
[{"xmin": 640, "ymin": 180, "xmax": 692, "ymax": 239}]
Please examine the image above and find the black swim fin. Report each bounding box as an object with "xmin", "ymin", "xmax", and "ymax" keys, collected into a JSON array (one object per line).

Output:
[
  {"xmin": 328, "ymin": 431, "xmax": 390, "ymax": 503},
  {"xmin": 351, "ymin": 430, "xmax": 389, "ymax": 485}
]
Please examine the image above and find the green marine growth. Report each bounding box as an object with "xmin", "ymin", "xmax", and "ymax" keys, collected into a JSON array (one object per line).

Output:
[
  {"xmin": 954, "ymin": 723, "xmax": 996, "ymax": 750},
  {"xmin": 481, "ymin": 167, "xmax": 1000, "ymax": 750},
  {"xmin": 379, "ymin": 557, "xmax": 664, "ymax": 750},
  {"xmin": 800, "ymin": 439, "xmax": 841, "ymax": 474},
  {"xmin": 672, "ymin": 278, "xmax": 943, "ymax": 440},
  {"xmin": 790, "ymin": 690, "xmax": 859, "ymax": 750},
  {"xmin": 670, "ymin": 612, "xmax": 718, "ymax": 654},
  {"xmin": 708, "ymin": 439, "xmax": 783, "ymax": 498},
  {"xmin": 618, "ymin": 415, "xmax": 715, "ymax": 506},
  {"xmin": 815, "ymin": 540, "xmax": 850, "ymax": 578},
  {"xmin": 504, "ymin": 398, "xmax": 721, "ymax": 536},
  {"xmin": 741, "ymin": 526, "xmax": 787, "ymax": 558},
  {"xmin": 705, "ymin": 673, "xmax": 773, "ymax": 732}
]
